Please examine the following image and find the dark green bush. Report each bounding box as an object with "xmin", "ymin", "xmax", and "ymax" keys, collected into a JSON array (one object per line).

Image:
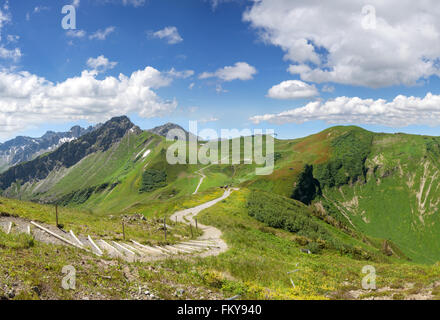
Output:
[
  {"xmin": 140, "ymin": 169, "xmax": 167, "ymax": 193},
  {"xmin": 248, "ymin": 190, "xmax": 331, "ymax": 243},
  {"xmin": 247, "ymin": 190, "xmax": 370, "ymax": 258}
]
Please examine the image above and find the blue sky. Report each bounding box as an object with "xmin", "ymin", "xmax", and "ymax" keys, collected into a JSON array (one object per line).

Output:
[{"xmin": 1, "ymin": 0, "xmax": 440, "ymax": 142}]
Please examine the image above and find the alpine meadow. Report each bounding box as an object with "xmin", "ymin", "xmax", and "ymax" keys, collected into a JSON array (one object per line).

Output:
[{"xmin": 2, "ymin": 0, "xmax": 440, "ymax": 305}]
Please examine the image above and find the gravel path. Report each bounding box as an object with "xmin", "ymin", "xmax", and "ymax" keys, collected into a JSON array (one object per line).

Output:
[
  {"xmin": 171, "ymin": 188, "xmax": 237, "ymax": 257},
  {"xmin": 0, "ymin": 188, "xmax": 237, "ymax": 261}
]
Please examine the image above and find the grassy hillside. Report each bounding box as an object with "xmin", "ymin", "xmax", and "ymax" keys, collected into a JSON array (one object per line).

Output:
[
  {"xmin": 3, "ymin": 122, "xmax": 440, "ymax": 265},
  {"xmin": 189, "ymin": 189, "xmax": 440, "ymax": 299},
  {"xmin": 316, "ymin": 131, "xmax": 440, "ymax": 263},
  {"xmin": 2, "ymin": 187, "xmax": 440, "ymax": 300}
]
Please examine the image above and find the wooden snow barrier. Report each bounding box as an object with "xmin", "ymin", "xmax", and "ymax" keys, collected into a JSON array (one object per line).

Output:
[
  {"xmin": 119, "ymin": 242, "xmax": 144, "ymax": 255},
  {"xmin": 87, "ymin": 235, "xmax": 103, "ymax": 256},
  {"xmin": 6, "ymin": 222, "xmax": 12, "ymax": 234},
  {"xmin": 30, "ymin": 221, "xmax": 88, "ymax": 251},
  {"xmin": 131, "ymin": 240, "xmax": 167, "ymax": 255},
  {"xmin": 99, "ymin": 240, "xmax": 123, "ymax": 257},
  {"xmin": 112, "ymin": 241, "xmax": 135, "ymax": 256},
  {"xmin": 69, "ymin": 230, "xmax": 84, "ymax": 247},
  {"xmin": 180, "ymin": 241, "xmax": 219, "ymax": 248}
]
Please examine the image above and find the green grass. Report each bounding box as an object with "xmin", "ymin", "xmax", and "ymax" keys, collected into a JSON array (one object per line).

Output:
[
  {"xmin": 4, "ymin": 124, "xmax": 440, "ymax": 300},
  {"xmin": 0, "ymin": 195, "xmax": 204, "ymax": 246},
  {"xmin": 183, "ymin": 189, "xmax": 440, "ymax": 299}
]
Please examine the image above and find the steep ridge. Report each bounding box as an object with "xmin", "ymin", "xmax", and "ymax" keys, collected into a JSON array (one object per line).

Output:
[
  {"xmin": 148, "ymin": 122, "xmax": 199, "ymax": 141},
  {"xmin": 0, "ymin": 116, "xmax": 137, "ymax": 191},
  {"xmin": 0, "ymin": 125, "xmax": 95, "ymax": 173},
  {"xmin": 256, "ymin": 126, "xmax": 440, "ymax": 263}
]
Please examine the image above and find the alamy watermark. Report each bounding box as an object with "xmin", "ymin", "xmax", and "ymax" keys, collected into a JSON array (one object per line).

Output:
[
  {"xmin": 166, "ymin": 121, "xmax": 275, "ymax": 175},
  {"xmin": 361, "ymin": 265, "xmax": 376, "ymax": 290},
  {"xmin": 62, "ymin": 265, "xmax": 76, "ymax": 290},
  {"xmin": 61, "ymin": 5, "xmax": 77, "ymax": 30}
]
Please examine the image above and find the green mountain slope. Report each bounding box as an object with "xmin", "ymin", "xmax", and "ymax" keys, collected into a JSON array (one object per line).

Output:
[
  {"xmin": 250, "ymin": 126, "xmax": 440, "ymax": 263},
  {"xmin": 3, "ymin": 119, "xmax": 440, "ymax": 299},
  {"xmin": 314, "ymin": 130, "xmax": 440, "ymax": 263},
  {"xmin": 2, "ymin": 118, "xmax": 440, "ymax": 263}
]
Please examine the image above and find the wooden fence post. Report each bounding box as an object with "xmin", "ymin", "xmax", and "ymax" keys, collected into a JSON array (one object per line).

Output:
[
  {"xmin": 122, "ymin": 221, "xmax": 126, "ymax": 240},
  {"xmin": 55, "ymin": 204, "xmax": 59, "ymax": 227},
  {"xmin": 164, "ymin": 218, "xmax": 167, "ymax": 241},
  {"xmin": 190, "ymin": 223, "xmax": 194, "ymax": 239},
  {"xmin": 195, "ymin": 218, "xmax": 198, "ymax": 231}
]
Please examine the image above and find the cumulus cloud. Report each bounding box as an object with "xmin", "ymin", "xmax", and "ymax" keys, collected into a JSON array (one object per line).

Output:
[
  {"xmin": 199, "ymin": 62, "xmax": 257, "ymax": 82},
  {"xmin": 87, "ymin": 55, "xmax": 117, "ymax": 73},
  {"xmin": 243, "ymin": 0, "xmax": 440, "ymax": 88},
  {"xmin": 151, "ymin": 26, "xmax": 183, "ymax": 44},
  {"xmin": 89, "ymin": 26, "xmax": 115, "ymax": 40},
  {"xmin": 267, "ymin": 80, "xmax": 318, "ymax": 100},
  {"xmin": 0, "ymin": 67, "xmax": 177, "ymax": 140},
  {"xmin": 250, "ymin": 93, "xmax": 440, "ymax": 127}
]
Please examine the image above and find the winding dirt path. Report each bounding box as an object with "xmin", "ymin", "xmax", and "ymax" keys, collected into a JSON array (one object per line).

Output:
[
  {"xmin": 193, "ymin": 170, "xmax": 206, "ymax": 195},
  {"xmin": 192, "ymin": 157, "xmax": 229, "ymax": 195},
  {"xmin": 0, "ymin": 189, "xmax": 236, "ymax": 261},
  {"xmin": 171, "ymin": 188, "xmax": 237, "ymax": 257}
]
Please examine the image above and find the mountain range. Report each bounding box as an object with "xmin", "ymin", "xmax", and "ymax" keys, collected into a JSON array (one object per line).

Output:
[
  {"xmin": 1, "ymin": 116, "xmax": 440, "ymax": 264},
  {"xmin": 0, "ymin": 125, "xmax": 96, "ymax": 173}
]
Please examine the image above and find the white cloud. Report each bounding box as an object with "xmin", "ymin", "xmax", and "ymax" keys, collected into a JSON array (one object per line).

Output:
[
  {"xmin": 122, "ymin": 0, "xmax": 145, "ymax": 7},
  {"xmin": 208, "ymin": 0, "xmax": 239, "ymax": 10},
  {"xmin": 199, "ymin": 116, "xmax": 219, "ymax": 123},
  {"xmin": 151, "ymin": 26, "xmax": 183, "ymax": 44},
  {"xmin": 251, "ymin": 93, "xmax": 440, "ymax": 127},
  {"xmin": 243, "ymin": 0, "xmax": 440, "ymax": 88},
  {"xmin": 0, "ymin": 67, "xmax": 177, "ymax": 140},
  {"xmin": 267, "ymin": 80, "xmax": 318, "ymax": 100},
  {"xmin": 34, "ymin": 6, "xmax": 50, "ymax": 13},
  {"xmin": 0, "ymin": 3, "xmax": 10, "ymax": 29},
  {"xmin": 66, "ymin": 30, "xmax": 86, "ymax": 38},
  {"xmin": 0, "ymin": 47, "xmax": 21, "ymax": 61},
  {"xmin": 0, "ymin": 5, "xmax": 21, "ymax": 62},
  {"xmin": 215, "ymin": 84, "xmax": 228, "ymax": 93},
  {"xmin": 199, "ymin": 62, "xmax": 257, "ymax": 82},
  {"xmin": 188, "ymin": 82, "xmax": 195, "ymax": 90},
  {"xmin": 6, "ymin": 35, "xmax": 19, "ymax": 43},
  {"xmin": 167, "ymin": 68, "xmax": 194, "ymax": 79},
  {"xmin": 87, "ymin": 55, "xmax": 117, "ymax": 73},
  {"xmin": 322, "ymin": 85, "xmax": 335, "ymax": 93},
  {"xmin": 89, "ymin": 26, "xmax": 115, "ymax": 40}
]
